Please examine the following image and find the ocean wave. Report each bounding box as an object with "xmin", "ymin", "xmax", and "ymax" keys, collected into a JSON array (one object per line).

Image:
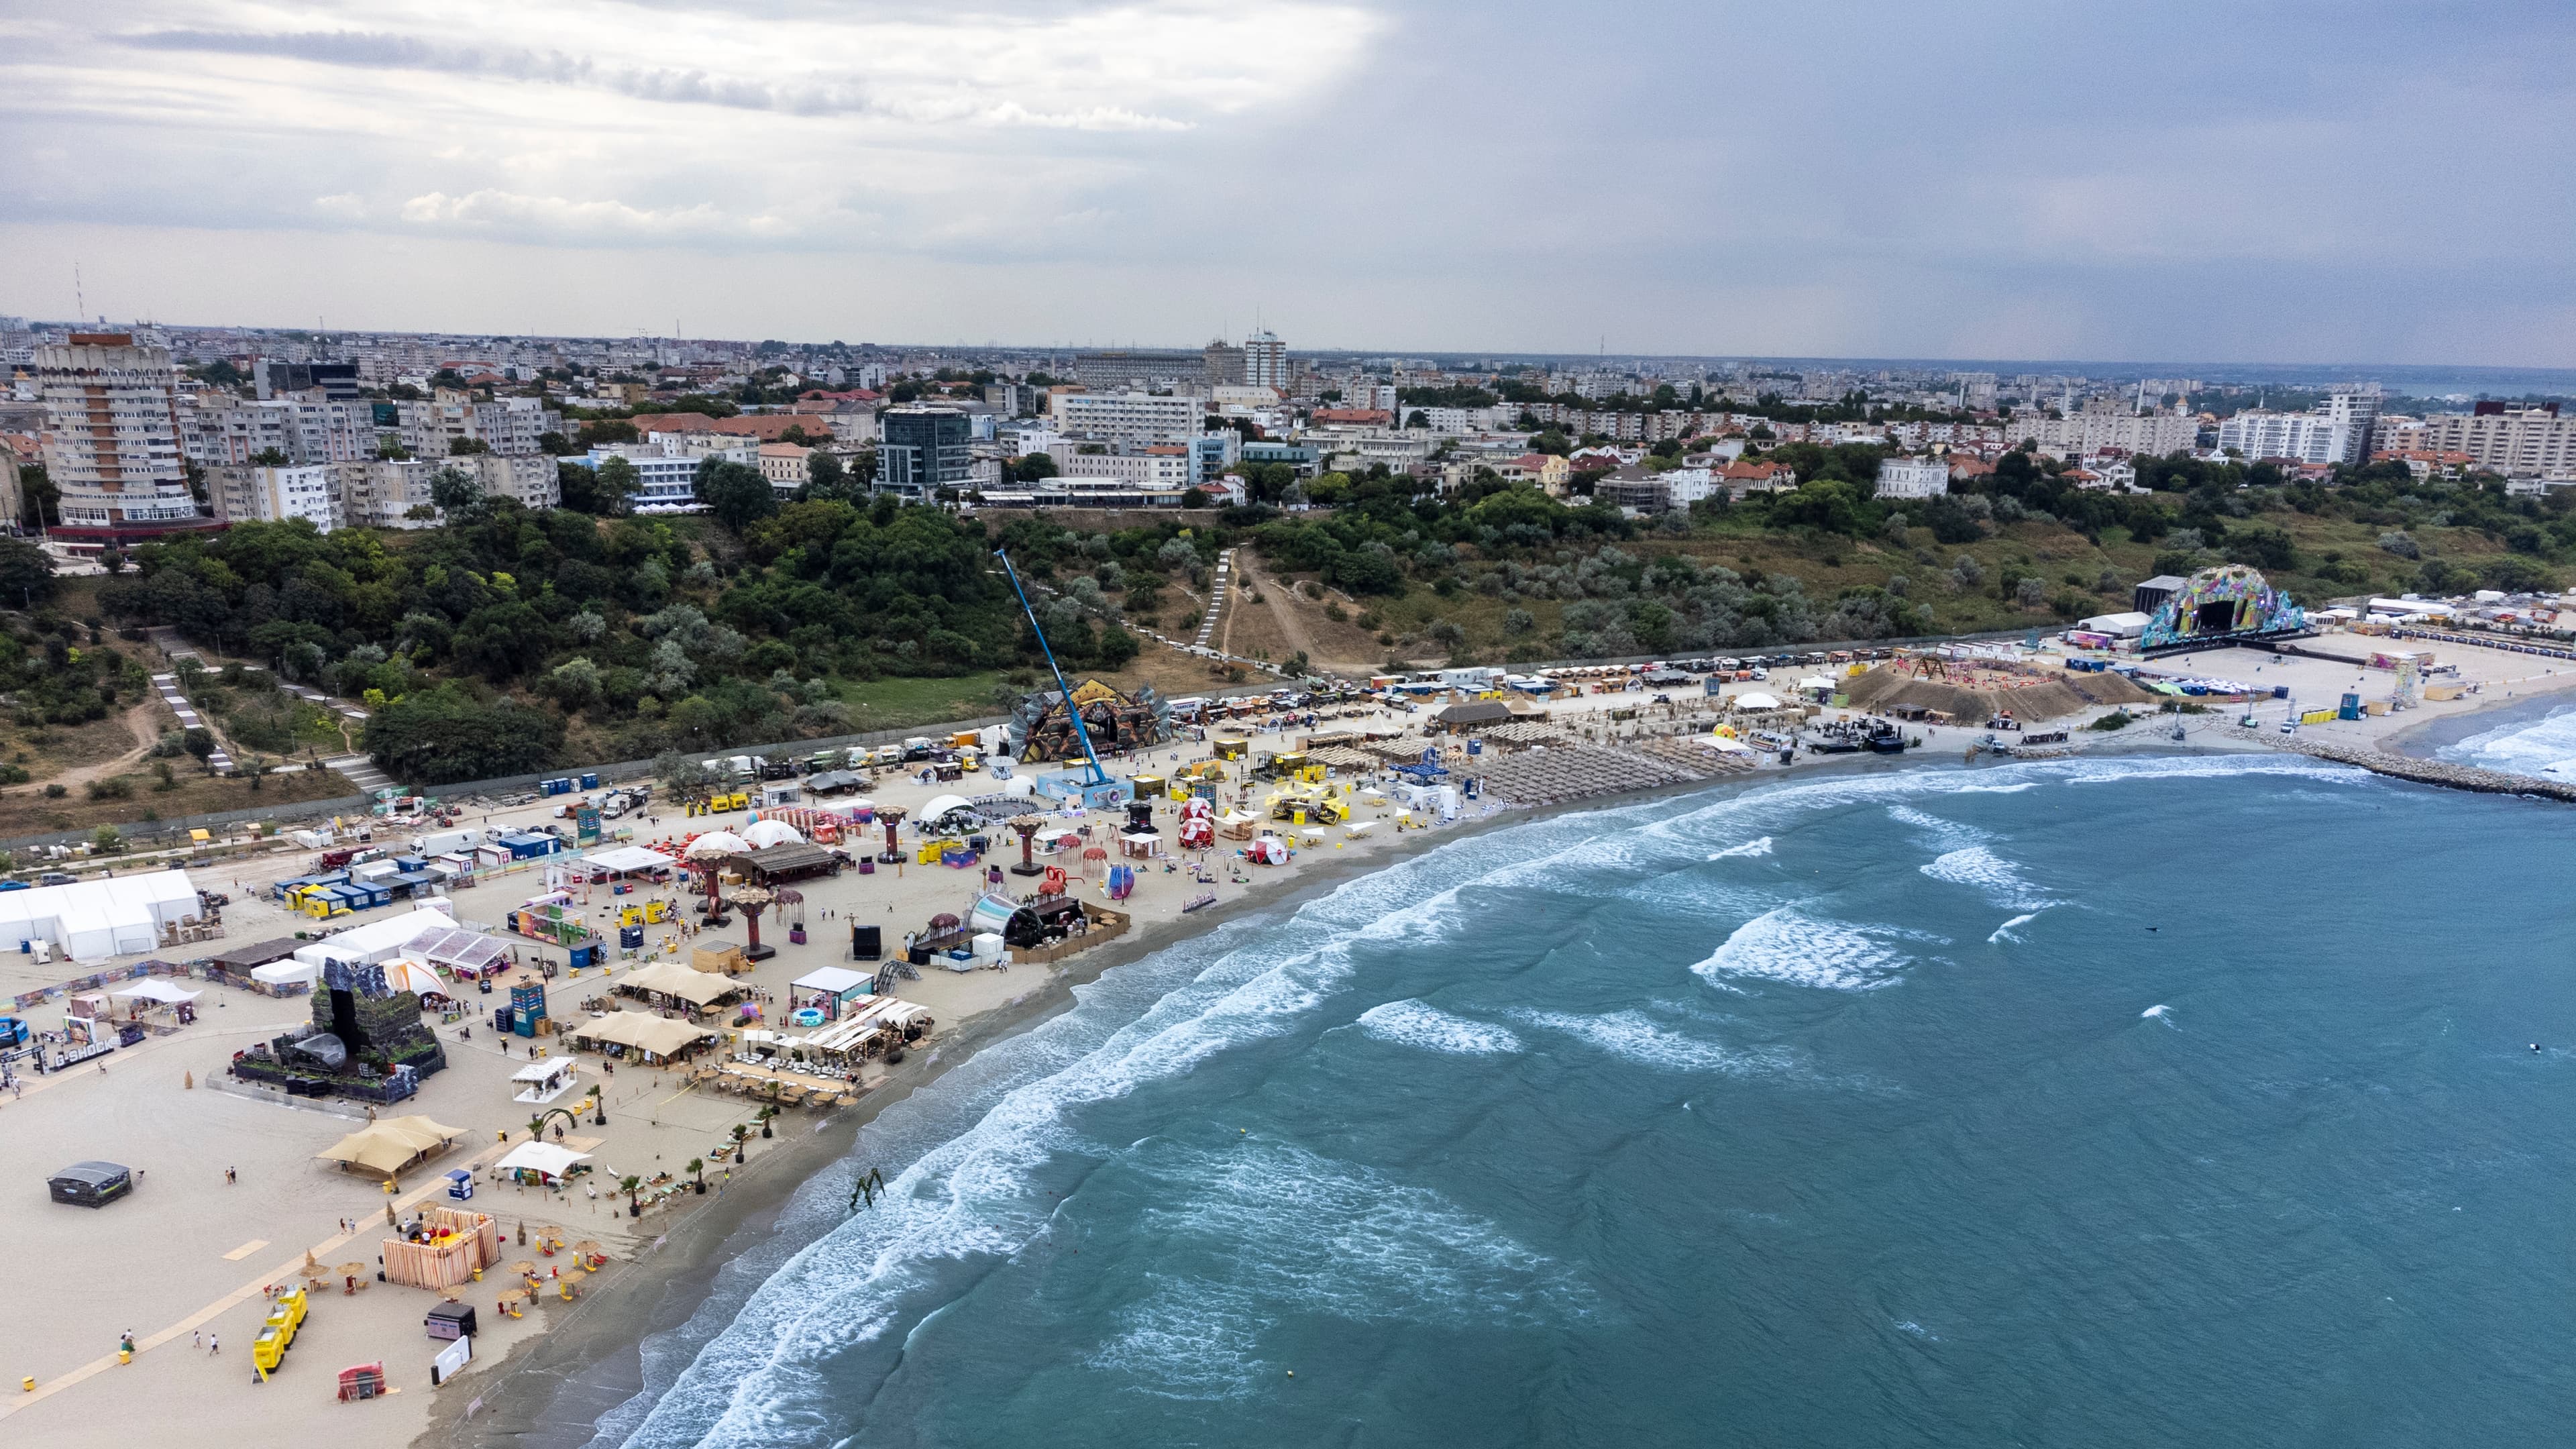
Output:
[
  {"xmin": 2442, "ymin": 706, "xmax": 2576, "ymax": 780},
  {"xmin": 1988, "ymin": 911, "xmax": 2041, "ymax": 943},
  {"xmin": 1355, "ymin": 1000, "xmax": 1524, "ymax": 1056},
  {"xmin": 1886, "ymin": 804, "xmax": 1988, "ymax": 850},
  {"xmin": 1921, "ymin": 846, "xmax": 2057, "ymax": 910},
  {"xmin": 1693, "ymin": 906, "xmax": 1913, "ymax": 991},
  {"xmin": 1955, "ymin": 780, "xmax": 2041, "ymax": 794},
  {"xmin": 1515, "ymin": 1008, "xmax": 1793, "ymax": 1074},
  {"xmin": 1708, "ymin": 835, "xmax": 1774, "ymax": 859},
  {"xmin": 1094, "ymin": 1139, "xmax": 1589, "ymax": 1399},
  {"xmin": 616, "ymin": 798, "xmax": 1668, "ymax": 1449}
]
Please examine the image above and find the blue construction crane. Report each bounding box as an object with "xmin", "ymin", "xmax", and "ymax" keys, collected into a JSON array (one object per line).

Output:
[{"xmin": 994, "ymin": 548, "xmax": 1111, "ymax": 786}]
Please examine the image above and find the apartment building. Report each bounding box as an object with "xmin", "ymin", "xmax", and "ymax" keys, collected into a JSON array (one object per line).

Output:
[
  {"xmin": 1049, "ymin": 390, "xmax": 1203, "ymax": 447},
  {"xmin": 1045, "ymin": 444, "xmax": 1195, "ymax": 502},
  {"xmin": 2215, "ymin": 411, "xmax": 2358, "ymax": 467},
  {"xmin": 564, "ymin": 443, "xmax": 747, "ymax": 512},
  {"xmin": 185, "ymin": 394, "xmax": 375, "ymax": 466},
  {"xmin": 1243, "ymin": 330, "xmax": 1288, "ymax": 392},
  {"xmin": 1874, "ymin": 454, "xmax": 1951, "ymax": 500},
  {"xmin": 2373, "ymin": 406, "xmax": 2575, "ymax": 476},
  {"xmin": 2005, "ymin": 409, "xmax": 2199, "ymax": 458},
  {"xmin": 32, "ymin": 333, "xmax": 213, "ymax": 539},
  {"xmin": 211, "ymin": 464, "xmax": 343, "ymax": 530}
]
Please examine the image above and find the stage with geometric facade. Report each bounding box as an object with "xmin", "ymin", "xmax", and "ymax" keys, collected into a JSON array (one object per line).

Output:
[{"xmin": 2137, "ymin": 564, "xmax": 2311, "ymax": 655}]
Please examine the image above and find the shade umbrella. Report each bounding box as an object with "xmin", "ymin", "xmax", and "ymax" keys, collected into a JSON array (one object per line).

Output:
[
  {"xmin": 928, "ymin": 912, "xmax": 960, "ymax": 930},
  {"xmin": 572, "ymin": 1240, "xmax": 606, "ymax": 1258},
  {"xmin": 513, "ymin": 1260, "xmax": 539, "ymax": 1277},
  {"xmin": 335, "ymin": 1260, "xmax": 368, "ymax": 1278}
]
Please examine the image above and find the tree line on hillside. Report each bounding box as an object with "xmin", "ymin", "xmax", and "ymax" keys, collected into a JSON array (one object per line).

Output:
[{"xmin": 95, "ymin": 494, "xmax": 1167, "ymax": 784}]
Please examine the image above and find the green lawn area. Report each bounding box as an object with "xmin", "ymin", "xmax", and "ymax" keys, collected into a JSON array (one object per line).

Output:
[{"xmin": 830, "ymin": 671, "xmax": 1010, "ymax": 731}]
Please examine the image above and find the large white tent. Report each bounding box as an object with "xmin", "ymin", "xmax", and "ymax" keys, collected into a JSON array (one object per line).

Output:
[
  {"xmin": 581, "ymin": 845, "xmax": 676, "ymax": 875},
  {"xmin": 291, "ymin": 904, "xmax": 459, "ymax": 969},
  {"xmin": 0, "ymin": 870, "xmax": 203, "ymax": 962}
]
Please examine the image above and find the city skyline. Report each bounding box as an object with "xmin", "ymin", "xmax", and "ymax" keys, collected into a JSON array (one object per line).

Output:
[{"xmin": 4, "ymin": 1, "xmax": 2573, "ymax": 366}]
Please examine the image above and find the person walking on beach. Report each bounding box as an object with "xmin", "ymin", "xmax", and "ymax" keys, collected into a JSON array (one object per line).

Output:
[
  {"xmin": 209, "ymin": 1334, "xmax": 219, "ymax": 1356},
  {"xmin": 225, "ymin": 1165, "xmax": 237, "ymax": 1185}
]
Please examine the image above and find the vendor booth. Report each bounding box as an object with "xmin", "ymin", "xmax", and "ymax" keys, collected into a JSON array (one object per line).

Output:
[
  {"xmin": 511, "ymin": 1057, "xmax": 581, "ymax": 1104},
  {"xmin": 790, "ymin": 965, "xmax": 874, "ymax": 1022}
]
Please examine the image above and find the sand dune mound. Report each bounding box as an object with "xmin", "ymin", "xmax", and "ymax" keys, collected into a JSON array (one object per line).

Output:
[{"xmin": 1839, "ymin": 663, "xmax": 2157, "ymax": 722}]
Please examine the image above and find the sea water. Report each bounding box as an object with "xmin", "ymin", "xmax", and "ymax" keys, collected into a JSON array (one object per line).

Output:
[
  {"xmin": 597, "ymin": 755, "xmax": 2576, "ymax": 1448},
  {"xmin": 2436, "ymin": 697, "xmax": 2576, "ymax": 780}
]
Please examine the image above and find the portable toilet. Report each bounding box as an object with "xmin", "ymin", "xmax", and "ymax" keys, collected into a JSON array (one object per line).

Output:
[{"xmin": 580, "ymin": 771, "xmax": 600, "ymax": 790}]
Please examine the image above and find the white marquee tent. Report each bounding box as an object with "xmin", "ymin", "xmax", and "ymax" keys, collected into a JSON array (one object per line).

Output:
[
  {"xmin": 291, "ymin": 904, "xmax": 460, "ymax": 970},
  {"xmin": 0, "ymin": 870, "xmax": 203, "ymax": 962}
]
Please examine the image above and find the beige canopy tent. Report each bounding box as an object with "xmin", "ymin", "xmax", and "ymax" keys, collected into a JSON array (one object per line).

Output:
[
  {"xmin": 568, "ymin": 1010, "xmax": 719, "ymax": 1063},
  {"xmin": 617, "ymin": 960, "xmax": 746, "ymax": 1011},
  {"xmin": 316, "ymin": 1116, "xmax": 466, "ymax": 1178}
]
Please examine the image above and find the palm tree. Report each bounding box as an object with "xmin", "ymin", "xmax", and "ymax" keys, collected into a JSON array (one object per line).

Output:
[
  {"xmin": 618, "ymin": 1174, "xmax": 643, "ymax": 1217},
  {"xmin": 687, "ymin": 1157, "xmax": 706, "ymax": 1195},
  {"xmin": 756, "ymin": 1104, "xmax": 779, "ymax": 1139},
  {"xmin": 729, "ymin": 1124, "xmax": 750, "ymax": 1164}
]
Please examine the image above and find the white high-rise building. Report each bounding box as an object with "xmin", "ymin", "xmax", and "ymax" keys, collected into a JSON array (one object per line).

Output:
[
  {"xmin": 2215, "ymin": 411, "xmax": 2353, "ymax": 466},
  {"xmin": 1243, "ymin": 330, "xmax": 1288, "ymax": 392},
  {"xmin": 1049, "ymin": 391, "xmax": 1204, "ymax": 446},
  {"xmin": 33, "ymin": 332, "xmax": 211, "ymax": 538}
]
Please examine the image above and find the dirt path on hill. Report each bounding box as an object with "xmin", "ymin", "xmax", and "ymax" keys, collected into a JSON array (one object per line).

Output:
[{"xmin": 1228, "ymin": 555, "xmax": 1324, "ymax": 668}]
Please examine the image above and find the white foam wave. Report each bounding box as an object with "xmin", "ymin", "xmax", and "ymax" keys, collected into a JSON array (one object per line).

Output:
[
  {"xmin": 1921, "ymin": 845, "xmax": 2057, "ymax": 910},
  {"xmin": 1988, "ymin": 912, "xmax": 2040, "ymax": 943},
  {"xmin": 1693, "ymin": 906, "xmax": 1912, "ymax": 991},
  {"xmin": 1515, "ymin": 1008, "xmax": 1792, "ymax": 1074},
  {"xmin": 2143, "ymin": 1003, "xmax": 2177, "ymax": 1028},
  {"xmin": 1886, "ymin": 803, "xmax": 1988, "ymax": 849},
  {"xmin": 1095, "ymin": 1139, "xmax": 1589, "ymax": 1398},
  {"xmin": 1956, "ymin": 781, "xmax": 2040, "ymax": 794},
  {"xmin": 2443, "ymin": 706, "xmax": 2576, "ymax": 780},
  {"xmin": 1355, "ymin": 1000, "xmax": 1524, "ymax": 1056},
  {"xmin": 1708, "ymin": 835, "xmax": 1774, "ymax": 859}
]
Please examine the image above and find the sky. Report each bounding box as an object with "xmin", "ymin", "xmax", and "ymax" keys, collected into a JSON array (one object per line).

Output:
[{"xmin": 3, "ymin": 1, "xmax": 2573, "ymax": 366}]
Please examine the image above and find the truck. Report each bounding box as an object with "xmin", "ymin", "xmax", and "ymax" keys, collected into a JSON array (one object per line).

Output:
[{"xmin": 411, "ymin": 826, "xmax": 486, "ymax": 857}]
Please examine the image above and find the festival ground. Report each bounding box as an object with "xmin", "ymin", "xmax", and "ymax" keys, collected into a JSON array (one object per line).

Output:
[{"xmin": 4, "ymin": 625, "xmax": 2572, "ymax": 1449}]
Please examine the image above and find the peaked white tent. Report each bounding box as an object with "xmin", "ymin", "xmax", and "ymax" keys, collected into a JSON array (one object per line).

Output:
[
  {"xmin": 0, "ymin": 870, "xmax": 203, "ymax": 962},
  {"xmin": 291, "ymin": 904, "xmax": 460, "ymax": 969}
]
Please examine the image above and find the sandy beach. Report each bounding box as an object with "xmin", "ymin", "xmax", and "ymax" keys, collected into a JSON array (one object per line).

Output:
[{"xmin": 5, "ymin": 631, "xmax": 2569, "ymax": 1449}]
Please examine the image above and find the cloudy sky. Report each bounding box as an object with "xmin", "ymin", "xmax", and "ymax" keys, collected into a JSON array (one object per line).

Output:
[{"xmin": 3, "ymin": 1, "xmax": 2571, "ymax": 364}]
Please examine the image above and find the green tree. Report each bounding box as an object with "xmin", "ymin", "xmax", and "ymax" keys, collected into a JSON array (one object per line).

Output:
[
  {"xmin": 17, "ymin": 462, "xmax": 60, "ymax": 529},
  {"xmin": 0, "ymin": 536, "xmax": 57, "ymax": 606},
  {"xmin": 182, "ymin": 727, "xmax": 217, "ymax": 772},
  {"xmin": 362, "ymin": 683, "xmax": 564, "ymax": 784},
  {"xmin": 429, "ymin": 466, "xmax": 482, "ymax": 514},
  {"xmin": 698, "ymin": 459, "xmax": 777, "ymax": 531},
  {"xmin": 806, "ymin": 449, "xmax": 850, "ymax": 500}
]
